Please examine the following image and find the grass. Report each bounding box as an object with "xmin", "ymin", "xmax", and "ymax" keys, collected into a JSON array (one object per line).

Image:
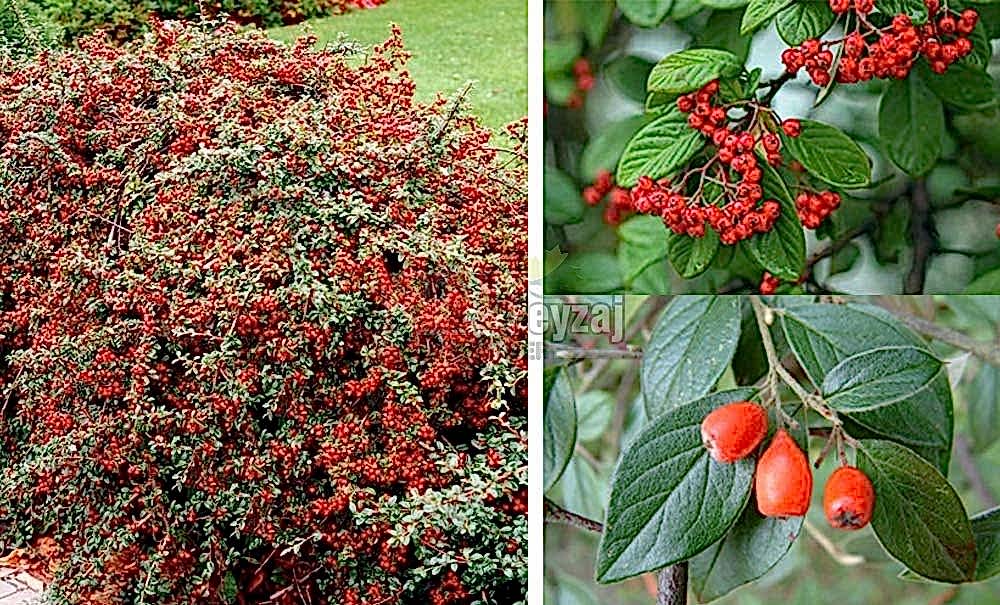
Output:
[{"xmin": 269, "ymin": 0, "xmax": 527, "ymax": 131}]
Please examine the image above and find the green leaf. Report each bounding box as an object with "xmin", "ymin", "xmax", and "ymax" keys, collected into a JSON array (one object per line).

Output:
[
  {"xmin": 578, "ymin": 0, "xmax": 616, "ymax": 47},
  {"xmin": 616, "ymin": 107, "xmax": 705, "ymax": 187},
  {"xmin": 647, "ymin": 48, "xmax": 743, "ymax": 95},
  {"xmin": 878, "ymin": 75, "xmax": 944, "ymax": 177},
  {"xmin": 743, "ymin": 160, "xmax": 805, "ymax": 281},
  {"xmin": 876, "ymin": 0, "xmax": 928, "ymax": 22},
  {"xmin": 966, "ymin": 268, "xmax": 1000, "ymax": 294},
  {"xmin": 918, "ymin": 62, "xmax": 997, "ymax": 111},
  {"xmin": 667, "ymin": 229, "xmax": 720, "ymax": 278},
  {"xmin": 776, "ymin": 1, "xmax": 836, "ymax": 46},
  {"xmin": 617, "ymin": 0, "xmax": 675, "ymax": 27},
  {"xmin": 580, "ymin": 115, "xmax": 652, "ymax": 182},
  {"xmin": 576, "ymin": 390, "xmax": 615, "ymax": 443},
  {"xmin": 550, "ymin": 251, "xmax": 625, "ymax": 293},
  {"xmin": 642, "ymin": 296, "xmax": 742, "ymax": 418},
  {"xmin": 544, "ymin": 36, "xmax": 584, "ymax": 73},
  {"xmin": 857, "ymin": 440, "xmax": 976, "ymax": 583},
  {"xmin": 618, "ymin": 215, "xmax": 670, "ymax": 285},
  {"xmin": 605, "ymin": 55, "xmax": 657, "ymax": 102},
  {"xmin": 782, "ymin": 119, "xmax": 871, "ymax": 188},
  {"xmin": 670, "ymin": 0, "xmax": 706, "ymax": 18},
  {"xmin": 778, "ymin": 302, "xmax": 953, "ymax": 473},
  {"xmin": 545, "ymin": 167, "xmax": 585, "ymax": 225},
  {"xmin": 821, "ymin": 345, "xmax": 943, "ymax": 412},
  {"xmin": 741, "ymin": 0, "xmax": 794, "ymax": 34},
  {"xmin": 544, "ymin": 368, "xmax": 577, "ymax": 492},
  {"xmin": 695, "ymin": 9, "xmax": 753, "ymax": 63},
  {"xmin": 699, "ymin": 0, "xmax": 751, "ymax": 7},
  {"xmin": 972, "ymin": 506, "xmax": 1000, "ymax": 581},
  {"xmin": 557, "ymin": 456, "xmax": 607, "ymax": 521},
  {"xmin": 596, "ymin": 388, "xmax": 757, "ymax": 584},
  {"xmin": 968, "ymin": 363, "xmax": 1000, "ymax": 450},
  {"xmin": 689, "ymin": 495, "xmax": 803, "ymax": 601}
]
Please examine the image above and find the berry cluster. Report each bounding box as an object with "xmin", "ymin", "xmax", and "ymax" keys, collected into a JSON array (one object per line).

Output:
[
  {"xmin": 0, "ymin": 22, "xmax": 525, "ymax": 605},
  {"xmin": 795, "ymin": 190, "xmax": 842, "ymax": 229},
  {"xmin": 702, "ymin": 402, "xmax": 875, "ymax": 528},
  {"xmin": 629, "ymin": 82, "xmax": 805, "ymax": 244},
  {"xmin": 583, "ymin": 169, "xmax": 633, "ymax": 225},
  {"xmin": 782, "ymin": 0, "xmax": 978, "ymax": 85},
  {"xmin": 566, "ymin": 58, "xmax": 596, "ymax": 109}
]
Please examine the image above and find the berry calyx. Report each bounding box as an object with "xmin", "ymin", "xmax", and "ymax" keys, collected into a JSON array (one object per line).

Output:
[
  {"xmin": 700, "ymin": 402, "xmax": 769, "ymax": 463},
  {"xmin": 756, "ymin": 429, "xmax": 813, "ymax": 517},
  {"xmin": 823, "ymin": 466, "xmax": 876, "ymax": 530}
]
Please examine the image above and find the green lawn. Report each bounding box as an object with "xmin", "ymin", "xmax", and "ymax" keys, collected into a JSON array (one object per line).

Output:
[{"xmin": 270, "ymin": 0, "xmax": 527, "ymax": 130}]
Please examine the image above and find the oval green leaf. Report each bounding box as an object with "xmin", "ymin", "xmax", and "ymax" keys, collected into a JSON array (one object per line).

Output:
[
  {"xmin": 616, "ymin": 106, "xmax": 706, "ymax": 187},
  {"xmin": 878, "ymin": 75, "xmax": 944, "ymax": 177},
  {"xmin": 776, "ymin": 1, "xmax": 836, "ymax": 46},
  {"xmin": 919, "ymin": 62, "xmax": 997, "ymax": 112},
  {"xmin": 667, "ymin": 229, "xmax": 720, "ymax": 278},
  {"xmin": 741, "ymin": 0, "xmax": 794, "ymax": 35},
  {"xmin": 641, "ymin": 296, "xmax": 742, "ymax": 418},
  {"xmin": 596, "ymin": 388, "xmax": 757, "ymax": 584},
  {"xmin": 821, "ymin": 345, "xmax": 942, "ymax": 412},
  {"xmin": 972, "ymin": 506, "xmax": 1000, "ymax": 581},
  {"xmin": 544, "ymin": 368, "xmax": 577, "ymax": 492},
  {"xmin": 647, "ymin": 48, "xmax": 743, "ymax": 95},
  {"xmin": 782, "ymin": 119, "xmax": 872, "ymax": 188},
  {"xmin": 617, "ymin": 0, "xmax": 675, "ymax": 27},
  {"xmin": 857, "ymin": 440, "xmax": 976, "ymax": 583}
]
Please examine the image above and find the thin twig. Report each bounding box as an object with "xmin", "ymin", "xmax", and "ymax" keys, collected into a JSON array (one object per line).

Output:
[
  {"xmin": 954, "ymin": 434, "xmax": 998, "ymax": 508},
  {"xmin": 759, "ymin": 72, "xmax": 796, "ymax": 106},
  {"xmin": 544, "ymin": 499, "xmax": 604, "ymax": 533},
  {"xmin": 905, "ymin": 179, "xmax": 932, "ymax": 294},
  {"xmin": 803, "ymin": 519, "xmax": 865, "ymax": 566},
  {"xmin": 801, "ymin": 217, "xmax": 877, "ymax": 282},
  {"xmin": 550, "ymin": 345, "xmax": 644, "ymax": 360},
  {"xmin": 880, "ymin": 306, "xmax": 1000, "ymax": 369},
  {"xmin": 657, "ymin": 563, "xmax": 688, "ymax": 605}
]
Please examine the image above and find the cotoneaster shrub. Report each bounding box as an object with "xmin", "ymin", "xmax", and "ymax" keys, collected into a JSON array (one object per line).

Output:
[
  {"xmin": 0, "ymin": 20, "xmax": 526, "ymax": 605},
  {"xmin": 32, "ymin": 0, "xmax": 389, "ymax": 44}
]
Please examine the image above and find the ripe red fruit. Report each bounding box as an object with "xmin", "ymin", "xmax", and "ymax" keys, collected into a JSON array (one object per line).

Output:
[
  {"xmin": 700, "ymin": 402, "xmax": 769, "ymax": 463},
  {"xmin": 823, "ymin": 466, "xmax": 876, "ymax": 530},
  {"xmin": 781, "ymin": 119, "xmax": 802, "ymax": 137},
  {"xmin": 756, "ymin": 429, "xmax": 813, "ymax": 517}
]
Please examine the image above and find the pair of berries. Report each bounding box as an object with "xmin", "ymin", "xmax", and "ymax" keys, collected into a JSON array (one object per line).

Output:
[
  {"xmin": 566, "ymin": 58, "xmax": 595, "ymax": 109},
  {"xmin": 700, "ymin": 401, "xmax": 875, "ymax": 529},
  {"xmin": 582, "ymin": 169, "xmax": 633, "ymax": 225}
]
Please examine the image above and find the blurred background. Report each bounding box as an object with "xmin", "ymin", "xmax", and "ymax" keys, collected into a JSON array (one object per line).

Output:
[{"xmin": 543, "ymin": 295, "xmax": 1000, "ymax": 604}]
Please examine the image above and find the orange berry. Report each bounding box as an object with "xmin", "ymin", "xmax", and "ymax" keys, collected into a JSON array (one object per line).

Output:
[
  {"xmin": 823, "ymin": 466, "xmax": 875, "ymax": 530},
  {"xmin": 755, "ymin": 429, "xmax": 812, "ymax": 517},
  {"xmin": 700, "ymin": 402, "xmax": 768, "ymax": 463}
]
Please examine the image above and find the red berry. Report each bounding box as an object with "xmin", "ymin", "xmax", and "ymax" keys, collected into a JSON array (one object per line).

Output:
[
  {"xmin": 823, "ymin": 466, "xmax": 876, "ymax": 530},
  {"xmin": 781, "ymin": 119, "xmax": 802, "ymax": 137},
  {"xmin": 701, "ymin": 402, "xmax": 769, "ymax": 463},
  {"xmin": 756, "ymin": 429, "xmax": 813, "ymax": 517},
  {"xmin": 759, "ymin": 272, "xmax": 780, "ymax": 295}
]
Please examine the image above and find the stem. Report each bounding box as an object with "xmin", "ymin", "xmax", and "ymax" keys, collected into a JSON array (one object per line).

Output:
[
  {"xmin": 881, "ymin": 306, "xmax": 1000, "ymax": 369},
  {"xmin": 657, "ymin": 563, "xmax": 688, "ymax": 605},
  {"xmin": 905, "ymin": 179, "xmax": 932, "ymax": 294},
  {"xmin": 749, "ymin": 296, "xmax": 816, "ymax": 405},
  {"xmin": 759, "ymin": 72, "xmax": 795, "ymax": 106},
  {"xmin": 550, "ymin": 346, "xmax": 644, "ymax": 360},
  {"xmin": 803, "ymin": 519, "xmax": 865, "ymax": 566},
  {"xmin": 544, "ymin": 499, "xmax": 604, "ymax": 533},
  {"xmin": 954, "ymin": 435, "xmax": 999, "ymax": 508}
]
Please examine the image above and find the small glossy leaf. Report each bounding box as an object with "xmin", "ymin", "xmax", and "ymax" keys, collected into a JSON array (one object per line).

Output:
[
  {"xmin": 695, "ymin": 9, "xmax": 753, "ymax": 63},
  {"xmin": 821, "ymin": 345, "xmax": 942, "ymax": 412},
  {"xmin": 642, "ymin": 296, "xmax": 742, "ymax": 418},
  {"xmin": 743, "ymin": 160, "xmax": 805, "ymax": 281},
  {"xmin": 879, "ymin": 75, "xmax": 944, "ymax": 177},
  {"xmin": 741, "ymin": 0, "xmax": 794, "ymax": 35},
  {"xmin": 544, "ymin": 368, "xmax": 577, "ymax": 492},
  {"xmin": 647, "ymin": 48, "xmax": 742, "ymax": 94},
  {"xmin": 972, "ymin": 506, "xmax": 1000, "ymax": 581},
  {"xmin": 579, "ymin": 115, "xmax": 652, "ymax": 183},
  {"xmin": 876, "ymin": 0, "xmax": 928, "ymax": 22},
  {"xmin": 667, "ymin": 229, "xmax": 720, "ymax": 278},
  {"xmin": 782, "ymin": 119, "xmax": 871, "ymax": 188},
  {"xmin": 776, "ymin": 1, "xmax": 835, "ymax": 45},
  {"xmin": 857, "ymin": 440, "xmax": 976, "ymax": 583},
  {"xmin": 617, "ymin": 0, "xmax": 675, "ymax": 27},
  {"xmin": 778, "ymin": 302, "xmax": 953, "ymax": 472},
  {"xmin": 618, "ymin": 215, "xmax": 670, "ymax": 285},
  {"xmin": 616, "ymin": 106, "xmax": 705, "ymax": 187},
  {"xmin": 596, "ymin": 388, "xmax": 757, "ymax": 583}
]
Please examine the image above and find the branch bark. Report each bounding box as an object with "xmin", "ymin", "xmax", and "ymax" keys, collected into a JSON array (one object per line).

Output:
[
  {"xmin": 657, "ymin": 563, "xmax": 688, "ymax": 605},
  {"xmin": 880, "ymin": 306, "xmax": 1000, "ymax": 369},
  {"xmin": 550, "ymin": 345, "xmax": 644, "ymax": 360},
  {"xmin": 905, "ymin": 179, "xmax": 932, "ymax": 294},
  {"xmin": 543, "ymin": 499, "xmax": 604, "ymax": 533}
]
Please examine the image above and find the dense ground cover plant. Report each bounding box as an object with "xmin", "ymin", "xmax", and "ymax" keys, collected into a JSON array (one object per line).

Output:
[
  {"xmin": 9, "ymin": 0, "xmax": 389, "ymax": 44},
  {"xmin": 544, "ymin": 0, "xmax": 1000, "ymax": 295},
  {"xmin": 544, "ymin": 295, "xmax": 1000, "ymax": 604},
  {"xmin": 0, "ymin": 20, "xmax": 526, "ymax": 604}
]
